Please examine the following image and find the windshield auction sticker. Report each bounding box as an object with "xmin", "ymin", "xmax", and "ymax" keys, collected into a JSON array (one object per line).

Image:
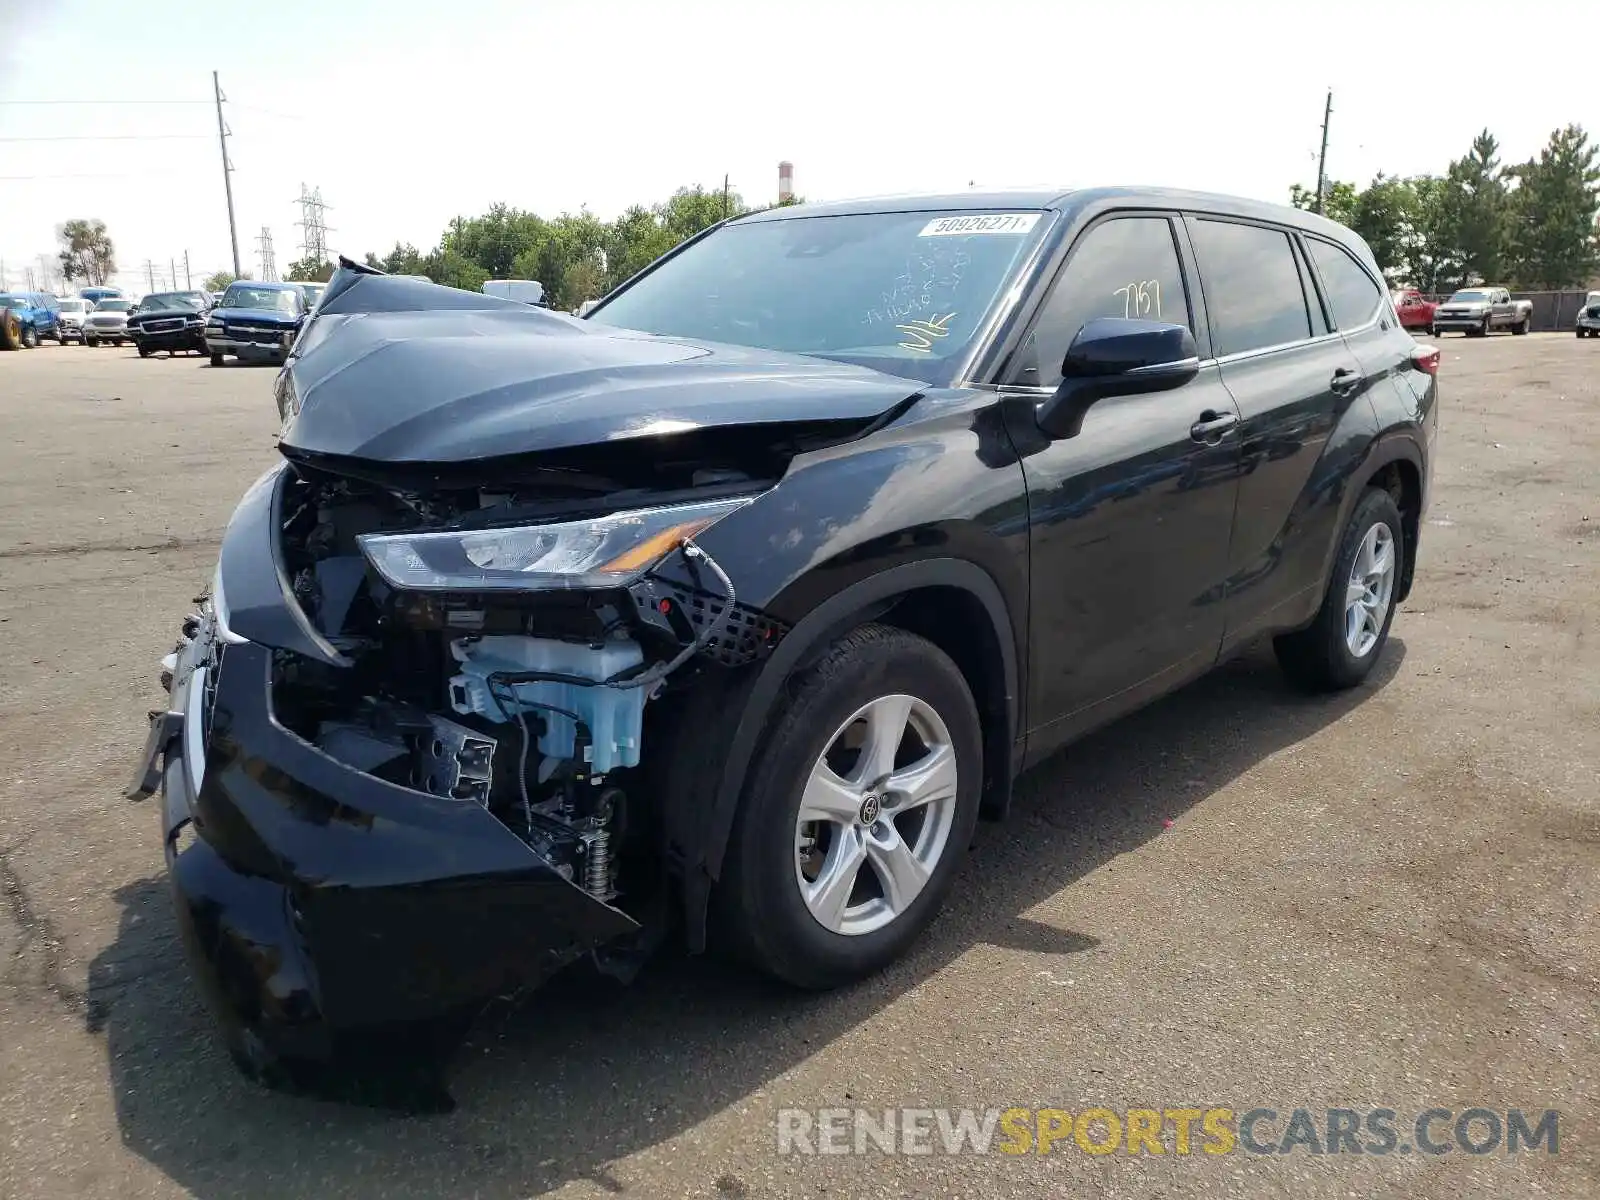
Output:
[{"xmin": 918, "ymin": 213, "xmax": 1041, "ymax": 237}]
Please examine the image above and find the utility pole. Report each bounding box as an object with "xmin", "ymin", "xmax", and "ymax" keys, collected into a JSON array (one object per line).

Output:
[
  {"xmin": 1313, "ymin": 89, "xmax": 1333, "ymax": 216},
  {"xmin": 145, "ymin": 260, "xmax": 155, "ymax": 292},
  {"xmin": 184, "ymin": 250, "xmax": 192, "ymax": 289},
  {"xmin": 723, "ymin": 174, "xmax": 730, "ymax": 220},
  {"xmin": 214, "ymin": 70, "xmax": 241, "ymax": 278},
  {"xmin": 170, "ymin": 258, "xmax": 178, "ymax": 292}
]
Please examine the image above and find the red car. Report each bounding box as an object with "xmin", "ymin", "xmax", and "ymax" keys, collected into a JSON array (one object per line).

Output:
[{"xmin": 1392, "ymin": 289, "xmax": 1436, "ymax": 335}]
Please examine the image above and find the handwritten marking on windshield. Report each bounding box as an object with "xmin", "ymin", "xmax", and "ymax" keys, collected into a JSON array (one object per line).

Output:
[
  {"xmin": 1114, "ymin": 280, "xmax": 1162, "ymax": 319},
  {"xmin": 896, "ymin": 312, "xmax": 956, "ymax": 352}
]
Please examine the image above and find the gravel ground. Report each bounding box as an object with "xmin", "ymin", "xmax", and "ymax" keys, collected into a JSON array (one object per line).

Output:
[{"xmin": 1, "ymin": 335, "xmax": 1596, "ymax": 1199}]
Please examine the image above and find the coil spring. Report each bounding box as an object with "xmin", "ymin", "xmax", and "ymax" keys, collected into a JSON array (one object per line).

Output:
[{"xmin": 583, "ymin": 828, "xmax": 613, "ymax": 900}]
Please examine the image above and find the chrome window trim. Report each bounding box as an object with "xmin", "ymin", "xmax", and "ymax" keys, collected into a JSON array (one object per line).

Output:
[{"xmin": 952, "ymin": 210, "xmax": 1065, "ymax": 387}]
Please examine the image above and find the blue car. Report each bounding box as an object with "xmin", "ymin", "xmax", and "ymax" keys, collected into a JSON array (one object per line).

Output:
[
  {"xmin": 204, "ymin": 280, "xmax": 309, "ymax": 365},
  {"xmin": 0, "ymin": 292, "xmax": 63, "ymax": 347}
]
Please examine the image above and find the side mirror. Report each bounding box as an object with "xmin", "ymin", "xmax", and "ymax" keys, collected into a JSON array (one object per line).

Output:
[{"xmin": 1036, "ymin": 318, "xmax": 1200, "ymax": 440}]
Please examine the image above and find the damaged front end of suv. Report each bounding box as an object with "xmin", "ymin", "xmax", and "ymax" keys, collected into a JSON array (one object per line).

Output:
[{"xmin": 128, "ymin": 262, "xmax": 934, "ymax": 1080}]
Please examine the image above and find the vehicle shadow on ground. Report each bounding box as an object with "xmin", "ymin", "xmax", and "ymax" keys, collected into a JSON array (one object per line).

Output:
[{"xmin": 88, "ymin": 639, "xmax": 1404, "ymax": 1198}]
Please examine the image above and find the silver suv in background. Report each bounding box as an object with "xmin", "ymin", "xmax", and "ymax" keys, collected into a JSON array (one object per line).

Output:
[
  {"xmin": 1431, "ymin": 286, "xmax": 1532, "ymax": 336},
  {"xmin": 1575, "ymin": 291, "xmax": 1600, "ymax": 338}
]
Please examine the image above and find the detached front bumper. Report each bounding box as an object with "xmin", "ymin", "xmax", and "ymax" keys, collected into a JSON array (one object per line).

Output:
[{"xmin": 128, "ymin": 478, "xmax": 640, "ymax": 1073}]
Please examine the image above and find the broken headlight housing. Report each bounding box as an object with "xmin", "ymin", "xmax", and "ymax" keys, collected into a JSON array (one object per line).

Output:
[{"xmin": 357, "ymin": 495, "xmax": 752, "ymax": 592}]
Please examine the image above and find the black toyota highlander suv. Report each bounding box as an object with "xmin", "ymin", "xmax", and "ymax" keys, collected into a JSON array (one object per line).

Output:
[{"xmin": 130, "ymin": 188, "xmax": 1437, "ymax": 1086}]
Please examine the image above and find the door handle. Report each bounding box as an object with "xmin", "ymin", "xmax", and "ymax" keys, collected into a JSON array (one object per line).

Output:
[
  {"xmin": 1330, "ymin": 367, "xmax": 1362, "ymax": 395},
  {"xmin": 1189, "ymin": 410, "xmax": 1239, "ymax": 442}
]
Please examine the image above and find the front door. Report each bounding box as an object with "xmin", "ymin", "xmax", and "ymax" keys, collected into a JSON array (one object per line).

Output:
[{"xmin": 1004, "ymin": 213, "xmax": 1241, "ymax": 752}]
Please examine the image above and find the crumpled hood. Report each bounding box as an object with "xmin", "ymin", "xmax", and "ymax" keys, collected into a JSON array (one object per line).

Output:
[{"xmin": 277, "ymin": 272, "xmax": 924, "ymax": 466}]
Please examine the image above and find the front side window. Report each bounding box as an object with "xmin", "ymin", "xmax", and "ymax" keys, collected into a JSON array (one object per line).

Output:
[
  {"xmin": 588, "ymin": 209, "xmax": 1049, "ymax": 385},
  {"xmin": 1010, "ymin": 216, "xmax": 1191, "ymax": 386},
  {"xmin": 1189, "ymin": 220, "xmax": 1313, "ymax": 357},
  {"xmin": 1306, "ymin": 238, "xmax": 1384, "ymax": 330}
]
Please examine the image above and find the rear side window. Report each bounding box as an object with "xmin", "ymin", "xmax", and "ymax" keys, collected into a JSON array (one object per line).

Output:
[
  {"xmin": 1189, "ymin": 219, "xmax": 1312, "ymax": 356},
  {"xmin": 1014, "ymin": 215, "xmax": 1191, "ymax": 386},
  {"xmin": 1307, "ymin": 238, "xmax": 1383, "ymax": 329}
]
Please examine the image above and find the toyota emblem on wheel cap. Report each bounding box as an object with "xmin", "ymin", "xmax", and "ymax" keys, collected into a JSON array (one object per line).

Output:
[{"xmin": 858, "ymin": 793, "xmax": 882, "ymax": 825}]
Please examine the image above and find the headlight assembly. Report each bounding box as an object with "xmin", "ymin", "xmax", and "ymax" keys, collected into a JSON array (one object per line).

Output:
[{"xmin": 357, "ymin": 496, "xmax": 753, "ymax": 592}]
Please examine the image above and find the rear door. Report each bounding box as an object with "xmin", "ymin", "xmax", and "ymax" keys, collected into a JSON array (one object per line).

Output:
[
  {"xmin": 1003, "ymin": 212, "xmax": 1241, "ymax": 749},
  {"xmin": 1185, "ymin": 216, "xmax": 1369, "ymax": 653}
]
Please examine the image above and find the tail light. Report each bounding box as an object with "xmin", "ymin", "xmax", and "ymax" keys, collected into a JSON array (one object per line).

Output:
[{"xmin": 1409, "ymin": 344, "xmax": 1440, "ymax": 376}]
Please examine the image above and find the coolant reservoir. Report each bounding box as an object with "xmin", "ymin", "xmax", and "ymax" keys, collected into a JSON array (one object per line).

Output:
[{"xmin": 448, "ymin": 636, "xmax": 645, "ymax": 774}]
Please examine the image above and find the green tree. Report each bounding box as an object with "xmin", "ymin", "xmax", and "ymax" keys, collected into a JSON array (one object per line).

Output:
[
  {"xmin": 1290, "ymin": 180, "xmax": 1358, "ymax": 226},
  {"xmin": 285, "ymin": 257, "xmax": 333, "ymax": 283},
  {"xmin": 1438, "ymin": 130, "xmax": 1508, "ymax": 284},
  {"xmin": 202, "ymin": 270, "xmax": 236, "ymax": 292},
  {"xmin": 443, "ymin": 205, "xmax": 549, "ymax": 279},
  {"xmin": 1347, "ymin": 174, "xmax": 1414, "ymax": 280},
  {"xmin": 1503, "ymin": 124, "xmax": 1600, "ymax": 288},
  {"xmin": 1396, "ymin": 175, "xmax": 1462, "ymax": 292},
  {"xmin": 56, "ymin": 218, "xmax": 116, "ymax": 285},
  {"xmin": 421, "ymin": 247, "xmax": 489, "ymax": 291}
]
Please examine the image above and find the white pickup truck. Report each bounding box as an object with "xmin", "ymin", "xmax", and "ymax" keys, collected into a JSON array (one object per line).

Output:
[{"xmin": 1431, "ymin": 286, "xmax": 1533, "ymax": 336}]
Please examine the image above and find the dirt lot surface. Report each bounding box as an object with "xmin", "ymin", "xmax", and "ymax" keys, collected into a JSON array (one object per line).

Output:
[{"xmin": 1, "ymin": 336, "xmax": 1596, "ymax": 1199}]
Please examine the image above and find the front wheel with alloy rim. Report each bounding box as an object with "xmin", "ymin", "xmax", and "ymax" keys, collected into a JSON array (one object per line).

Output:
[
  {"xmin": 21, "ymin": 325, "xmax": 38, "ymax": 348},
  {"xmin": 1274, "ymin": 487, "xmax": 1404, "ymax": 690},
  {"xmin": 716, "ymin": 623, "xmax": 981, "ymax": 989}
]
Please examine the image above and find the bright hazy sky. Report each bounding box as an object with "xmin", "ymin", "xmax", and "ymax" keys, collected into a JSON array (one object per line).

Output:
[{"xmin": 1, "ymin": 0, "xmax": 1593, "ymax": 295}]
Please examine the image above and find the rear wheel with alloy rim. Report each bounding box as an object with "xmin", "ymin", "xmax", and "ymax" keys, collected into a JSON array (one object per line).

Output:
[
  {"xmin": 1275, "ymin": 488, "xmax": 1404, "ymax": 690},
  {"xmin": 717, "ymin": 623, "xmax": 981, "ymax": 988}
]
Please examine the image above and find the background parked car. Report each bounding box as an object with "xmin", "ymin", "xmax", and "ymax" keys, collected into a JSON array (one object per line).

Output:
[
  {"xmin": 204, "ymin": 279, "xmax": 309, "ymax": 365},
  {"xmin": 1431, "ymin": 286, "xmax": 1532, "ymax": 336},
  {"xmin": 1575, "ymin": 290, "xmax": 1600, "ymax": 338},
  {"xmin": 84, "ymin": 298, "xmax": 134, "ymax": 346},
  {"xmin": 55, "ymin": 297, "xmax": 91, "ymax": 343},
  {"xmin": 127, "ymin": 291, "xmax": 213, "ymax": 357},
  {"xmin": 0, "ymin": 292, "xmax": 63, "ymax": 346},
  {"xmin": 79, "ymin": 286, "xmax": 124, "ymax": 305},
  {"xmin": 1392, "ymin": 289, "xmax": 1437, "ymax": 335}
]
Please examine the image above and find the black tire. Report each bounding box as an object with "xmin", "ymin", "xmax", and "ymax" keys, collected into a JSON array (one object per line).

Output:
[
  {"xmin": 1274, "ymin": 488, "xmax": 1405, "ymax": 691},
  {"xmin": 21, "ymin": 324, "xmax": 38, "ymax": 349},
  {"xmin": 209, "ymin": 352, "xmax": 225, "ymax": 366},
  {"xmin": 715, "ymin": 623, "xmax": 982, "ymax": 989},
  {"xmin": 137, "ymin": 344, "xmax": 150, "ymax": 358},
  {"xmin": 0, "ymin": 310, "xmax": 19, "ymax": 351},
  {"xmin": 1513, "ymin": 317, "xmax": 1529, "ymax": 335},
  {"xmin": 1427, "ymin": 325, "xmax": 1437, "ymax": 338}
]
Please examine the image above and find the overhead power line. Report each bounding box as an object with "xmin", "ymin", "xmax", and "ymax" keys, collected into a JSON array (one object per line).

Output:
[
  {"xmin": 0, "ymin": 99, "xmax": 211, "ymax": 106},
  {"xmin": 0, "ymin": 133, "xmax": 209, "ymax": 142}
]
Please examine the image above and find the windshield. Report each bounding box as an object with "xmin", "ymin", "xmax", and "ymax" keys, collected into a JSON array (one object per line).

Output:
[
  {"xmin": 0, "ymin": 296, "xmax": 27, "ymax": 309},
  {"xmin": 58, "ymin": 300, "xmax": 88, "ymax": 313},
  {"xmin": 1449, "ymin": 290, "xmax": 1490, "ymax": 303},
  {"xmin": 587, "ymin": 210, "xmax": 1049, "ymax": 383},
  {"xmin": 93, "ymin": 300, "xmax": 132, "ymax": 312},
  {"xmin": 139, "ymin": 292, "xmax": 205, "ymax": 311},
  {"xmin": 221, "ymin": 286, "xmax": 300, "ymax": 314}
]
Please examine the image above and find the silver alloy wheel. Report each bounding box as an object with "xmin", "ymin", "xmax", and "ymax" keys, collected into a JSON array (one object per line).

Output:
[
  {"xmin": 1344, "ymin": 523, "xmax": 1396, "ymax": 658},
  {"xmin": 794, "ymin": 693, "xmax": 959, "ymax": 937}
]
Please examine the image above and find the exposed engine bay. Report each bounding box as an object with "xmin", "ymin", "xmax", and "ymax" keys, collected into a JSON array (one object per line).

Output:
[{"xmin": 269, "ymin": 462, "xmax": 787, "ymax": 912}]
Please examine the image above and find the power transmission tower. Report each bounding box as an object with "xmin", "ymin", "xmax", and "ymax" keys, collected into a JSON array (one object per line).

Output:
[
  {"xmin": 257, "ymin": 227, "xmax": 277, "ymax": 281},
  {"xmin": 1313, "ymin": 90, "xmax": 1333, "ymax": 216},
  {"xmin": 295, "ymin": 183, "xmax": 333, "ymax": 267},
  {"xmin": 213, "ymin": 71, "xmax": 241, "ymax": 277}
]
